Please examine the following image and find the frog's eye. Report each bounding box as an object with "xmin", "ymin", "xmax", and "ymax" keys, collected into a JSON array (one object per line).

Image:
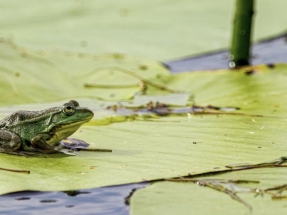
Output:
[{"xmin": 62, "ymin": 103, "xmax": 75, "ymax": 116}]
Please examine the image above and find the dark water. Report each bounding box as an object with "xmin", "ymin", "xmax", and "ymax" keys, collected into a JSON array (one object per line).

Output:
[
  {"xmin": 1, "ymin": 34, "xmax": 286, "ymax": 215},
  {"xmin": 165, "ymin": 33, "xmax": 287, "ymax": 72},
  {"xmin": 0, "ymin": 184, "xmax": 146, "ymax": 215}
]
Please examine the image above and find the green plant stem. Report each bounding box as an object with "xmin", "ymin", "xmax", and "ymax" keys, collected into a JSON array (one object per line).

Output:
[{"xmin": 229, "ymin": 0, "xmax": 255, "ymax": 68}]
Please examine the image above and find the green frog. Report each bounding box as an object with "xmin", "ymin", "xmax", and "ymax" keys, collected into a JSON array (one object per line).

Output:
[{"xmin": 0, "ymin": 100, "xmax": 94, "ymax": 156}]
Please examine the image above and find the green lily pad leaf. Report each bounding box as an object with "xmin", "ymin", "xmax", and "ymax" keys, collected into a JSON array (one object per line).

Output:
[
  {"xmin": 0, "ymin": 41, "xmax": 174, "ymax": 105},
  {"xmin": 0, "ymin": 111, "xmax": 287, "ymax": 195},
  {"xmin": 131, "ymin": 168, "xmax": 287, "ymax": 215},
  {"xmin": 1, "ymin": 54, "xmax": 287, "ymax": 197},
  {"xmin": 1, "ymin": 1, "xmax": 287, "ymax": 60}
]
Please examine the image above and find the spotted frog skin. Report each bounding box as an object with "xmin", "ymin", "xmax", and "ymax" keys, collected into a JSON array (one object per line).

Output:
[{"xmin": 0, "ymin": 100, "xmax": 94, "ymax": 156}]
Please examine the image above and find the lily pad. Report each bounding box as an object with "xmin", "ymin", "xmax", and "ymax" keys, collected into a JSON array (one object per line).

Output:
[
  {"xmin": 130, "ymin": 168, "xmax": 287, "ymax": 215},
  {"xmin": 1, "ymin": 57, "xmax": 287, "ymax": 196},
  {"xmin": 0, "ymin": 40, "xmax": 172, "ymax": 106},
  {"xmin": 0, "ymin": 0, "xmax": 287, "ymax": 60}
]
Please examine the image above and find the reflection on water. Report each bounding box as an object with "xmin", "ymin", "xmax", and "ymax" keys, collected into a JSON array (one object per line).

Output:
[{"xmin": 0, "ymin": 183, "xmax": 146, "ymax": 215}]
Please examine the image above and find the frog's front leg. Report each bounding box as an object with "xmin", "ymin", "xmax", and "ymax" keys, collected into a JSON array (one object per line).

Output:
[
  {"xmin": 0, "ymin": 129, "xmax": 22, "ymax": 151},
  {"xmin": 31, "ymin": 133, "xmax": 59, "ymax": 154}
]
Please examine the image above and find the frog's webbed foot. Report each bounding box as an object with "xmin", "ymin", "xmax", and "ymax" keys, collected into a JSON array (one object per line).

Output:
[
  {"xmin": 54, "ymin": 138, "xmax": 88, "ymax": 155},
  {"xmin": 59, "ymin": 138, "xmax": 112, "ymax": 154},
  {"xmin": 59, "ymin": 137, "xmax": 90, "ymax": 150}
]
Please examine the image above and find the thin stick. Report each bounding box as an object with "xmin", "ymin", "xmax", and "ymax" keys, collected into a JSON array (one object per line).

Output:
[
  {"xmin": 0, "ymin": 167, "xmax": 30, "ymax": 174},
  {"xmin": 82, "ymin": 67, "xmax": 179, "ymax": 93},
  {"xmin": 81, "ymin": 148, "xmax": 112, "ymax": 152}
]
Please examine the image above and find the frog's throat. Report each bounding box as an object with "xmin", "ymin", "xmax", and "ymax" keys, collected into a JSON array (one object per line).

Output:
[{"xmin": 47, "ymin": 120, "xmax": 90, "ymax": 145}]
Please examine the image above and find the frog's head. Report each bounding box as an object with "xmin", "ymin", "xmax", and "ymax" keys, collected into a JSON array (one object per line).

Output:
[{"xmin": 45, "ymin": 100, "xmax": 94, "ymax": 145}]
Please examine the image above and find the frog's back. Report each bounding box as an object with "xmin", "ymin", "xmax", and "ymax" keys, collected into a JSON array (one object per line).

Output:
[{"xmin": 0, "ymin": 107, "xmax": 60, "ymax": 128}]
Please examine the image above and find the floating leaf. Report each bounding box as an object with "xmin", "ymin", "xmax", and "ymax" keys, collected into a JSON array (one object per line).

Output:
[
  {"xmin": 1, "ymin": 39, "xmax": 287, "ymax": 199},
  {"xmin": 0, "ymin": 41, "xmax": 172, "ymax": 105},
  {"xmin": 131, "ymin": 168, "xmax": 287, "ymax": 214},
  {"xmin": 0, "ymin": 63, "xmax": 287, "ymax": 195},
  {"xmin": 1, "ymin": 1, "xmax": 286, "ymax": 60}
]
